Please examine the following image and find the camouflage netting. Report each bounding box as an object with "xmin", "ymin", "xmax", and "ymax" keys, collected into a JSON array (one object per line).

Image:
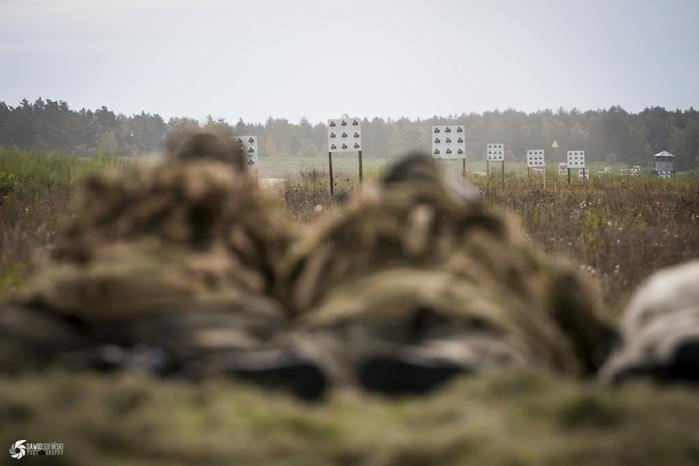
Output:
[
  {"xmin": 281, "ymin": 155, "xmax": 614, "ymax": 378},
  {"xmin": 0, "ymin": 145, "xmax": 625, "ymax": 398},
  {"xmin": 1, "ymin": 131, "xmax": 300, "ymax": 379},
  {"xmin": 18, "ymin": 147, "xmax": 294, "ymax": 319}
]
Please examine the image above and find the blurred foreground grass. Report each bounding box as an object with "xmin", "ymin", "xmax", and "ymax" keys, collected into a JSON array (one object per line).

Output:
[{"xmin": 1, "ymin": 370, "xmax": 697, "ymax": 466}]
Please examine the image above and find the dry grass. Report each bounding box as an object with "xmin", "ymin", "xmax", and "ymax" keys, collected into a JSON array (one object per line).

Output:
[
  {"xmin": 479, "ymin": 172, "xmax": 699, "ymax": 314},
  {"xmin": 1, "ymin": 369, "xmax": 698, "ymax": 466},
  {"xmin": 280, "ymin": 168, "xmax": 699, "ymax": 315},
  {"xmin": 0, "ymin": 150, "xmax": 120, "ymax": 295}
]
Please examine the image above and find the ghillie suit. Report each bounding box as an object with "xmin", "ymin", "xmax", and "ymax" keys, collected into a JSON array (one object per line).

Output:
[
  {"xmin": 600, "ymin": 260, "xmax": 699, "ymax": 385},
  {"xmin": 275, "ymin": 153, "xmax": 614, "ymax": 395},
  {"xmin": 0, "ymin": 131, "xmax": 324, "ymax": 397}
]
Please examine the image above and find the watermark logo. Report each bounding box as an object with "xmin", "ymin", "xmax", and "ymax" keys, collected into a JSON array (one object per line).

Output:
[
  {"xmin": 9, "ymin": 440, "xmax": 26, "ymax": 459},
  {"xmin": 9, "ymin": 440, "xmax": 63, "ymax": 459}
]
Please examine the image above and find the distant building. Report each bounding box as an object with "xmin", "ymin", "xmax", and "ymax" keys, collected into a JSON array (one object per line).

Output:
[{"xmin": 654, "ymin": 151, "xmax": 675, "ymax": 177}]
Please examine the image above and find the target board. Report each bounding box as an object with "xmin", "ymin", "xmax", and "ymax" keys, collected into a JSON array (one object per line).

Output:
[
  {"xmin": 236, "ymin": 135, "xmax": 258, "ymax": 167},
  {"xmin": 567, "ymin": 150, "xmax": 585, "ymax": 168},
  {"xmin": 328, "ymin": 118, "xmax": 362, "ymax": 153},
  {"xmin": 432, "ymin": 125, "xmax": 465, "ymax": 159},
  {"xmin": 526, "ymin": 149, "xmax": 545, "ymax": 168},
  {"xmin": 486, "ymin": 143, "xmax": 504, "ymax": 162}
]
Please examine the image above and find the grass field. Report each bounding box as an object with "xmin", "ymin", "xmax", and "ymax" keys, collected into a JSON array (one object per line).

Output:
[
  {"xmin": 1, "ymin": 369, "xmax": 698, "ymax": 466},
  {"xmin": 1, "ymin": 149, "xmax": 698, "ymax": 465},
  {"xmin": 276, "ymin": 156, "xmax": 699, "ymax": 314},
  {"xmin": 2, "ymin": 149, "xmax": 698, "ymax": 309},
  {"xmin": 0, "ymin": 150, "xmax": 122, "ymax": 295},
  {"xmin": 256, "ymin": 155, "xmax": 651, "ymax": 179}
]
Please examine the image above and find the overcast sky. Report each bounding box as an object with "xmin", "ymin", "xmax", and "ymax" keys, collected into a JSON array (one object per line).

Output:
[{"xmin": 1, "ymin": 0, "xmax": 698, "ymax": 124}]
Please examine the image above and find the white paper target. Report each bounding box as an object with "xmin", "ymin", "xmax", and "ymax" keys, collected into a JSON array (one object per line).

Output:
[
  {"xmin": 236, "ymin": 135, "xmax": 258, "ymax": 167},
  {"xmin": 567, "ymin": 150, "xmax": 585, "ymax": 168},
  {"xmin": 526, "ymin": 149, "xmax": 545, "ymax": 168},
  {"xmin": 486, "ymin": 143, "xmax": 504, "ymax": 162},
  {"xmin": 328, "ymin": 118, "xmax": 362, "ymax": 153},
  {"xmin": 558, "ymin": 162, "xmax": 568, "ymax": 175},
  {"xmin": 432, "ymin": 125, "xmax": 466, "ymax": 159}
]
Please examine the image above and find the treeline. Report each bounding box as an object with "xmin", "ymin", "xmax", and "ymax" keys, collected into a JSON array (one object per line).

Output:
[{"xmin": 1, "ymin": 99, "xmax": 699, "ymax": 170}]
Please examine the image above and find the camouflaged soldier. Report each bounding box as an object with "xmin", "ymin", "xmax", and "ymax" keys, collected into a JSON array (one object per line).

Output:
[
  {"xmin": 274, "ymin": 153, "xmax": 615, "ymax": 394},
  {"xmin": 0, "ymin": 131, "xmax": 327, "ymax": 397}
]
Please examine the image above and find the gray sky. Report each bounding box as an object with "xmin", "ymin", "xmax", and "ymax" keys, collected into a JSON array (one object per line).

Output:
[{"xmin": 1, "ymin": 0, "xmax": 698, "ymax": 124}]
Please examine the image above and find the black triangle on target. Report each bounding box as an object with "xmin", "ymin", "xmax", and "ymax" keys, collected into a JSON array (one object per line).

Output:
[
  {"xmin": 329, "ymin": 121, "xmax": 336, "ymax": 127},
  {"xmin": 248, "ymin": 137, "xmax": 254, "ymax": 143},
  {"xmin": 434, "ymin": 138, "xmax": 440, "ymax": 143},
  {"xmin": 434, "ymin": 128, "xmax": 440, "ymax": 133},
  {"xmin": 341, "ymin": 120, "xmax": 347, "ymax": 126},
  {"xmin": 342, "ymin": 143, "xmax": 347, "ymax": 149}
]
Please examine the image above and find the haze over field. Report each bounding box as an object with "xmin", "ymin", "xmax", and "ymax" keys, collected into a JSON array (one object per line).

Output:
[{"xmin": 1, "ymin": 0, "xmax": 698, "ymax": 123}]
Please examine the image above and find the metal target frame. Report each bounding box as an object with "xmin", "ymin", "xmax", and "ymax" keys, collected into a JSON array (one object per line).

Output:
[
  {"xmin": 486, "ymin": 143, "xmax": 505, "ymax": 189},
  {"xmin": 566, "ymin": 150, "xmax": 586, "ymax": 184},
  {"xmin": 526, "ymin": 149, "xmax": 546, "ymax": 188},
  {"xmin": 327, "ymin": 118, "xmax": 363, "ymax": 198},
  {"xmin": 432, "ymin": 125, "xmax": 467, "ymax": 179}
]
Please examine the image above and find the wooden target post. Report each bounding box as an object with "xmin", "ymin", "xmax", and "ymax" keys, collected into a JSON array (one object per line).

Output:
[
  {"xmin": 543, "ymin": 166, "xmax": 546, "ymax": 190},
  {"xmin": 358, "ymin": 150, "xmax": 363, "ymax": 184},
  {"xmin": 501, "ymin": 160, "xmax": 505, "ymax": 189},
  {"xmin": 327, "ymin": 118, "xmax": 363, "ymax": 198},
  {"xmin": 327, "ymin": 151, "xmax": 335, "ymax": 197}
]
